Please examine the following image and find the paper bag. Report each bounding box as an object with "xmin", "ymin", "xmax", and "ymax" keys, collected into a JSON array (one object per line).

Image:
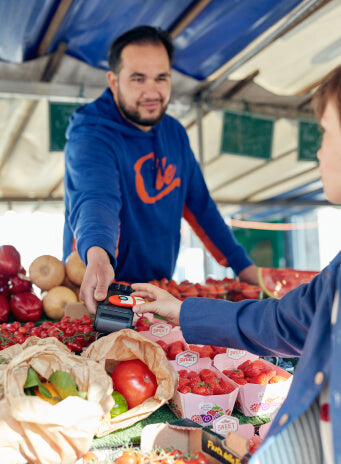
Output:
[
  {"xmin": 0, "ymin": 336, "xmax": 70, "ymax": 400},
  {"xmin": 0, "ymin": 337, "xmax": 113, "ymax": 464},
  {"xmin": 81, "ymin": 328, "xmax": 178, "ymax": 436}
]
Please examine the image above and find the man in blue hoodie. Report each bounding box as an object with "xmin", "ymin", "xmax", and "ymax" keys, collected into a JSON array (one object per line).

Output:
[{"xmin": 63, "ymin": 26, "xmax": 258, "ymax": 314}]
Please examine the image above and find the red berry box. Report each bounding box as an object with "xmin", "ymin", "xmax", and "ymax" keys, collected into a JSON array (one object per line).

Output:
[
  {"xmin": 168, "ymin": 354, "xmax": 239, "ymax": 426},
  {"xmin": 214, "ymin": 351, "xmax": 293, "ymax": 417}
]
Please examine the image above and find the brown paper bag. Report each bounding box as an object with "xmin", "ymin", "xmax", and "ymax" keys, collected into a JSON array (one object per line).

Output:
[
  {"xmin": 0, "ymin": 337, "xmax": 70, "ymax": 400},
  {"xmin": 0, "ymin": 337, "xmax": 114, "ymax": 464},
  {"xmin": 81, "ymin": 328, "xmax": 178, "ymax": 436}
]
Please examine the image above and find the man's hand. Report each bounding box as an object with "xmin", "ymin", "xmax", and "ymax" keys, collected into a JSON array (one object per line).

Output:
[
  {"xmin": 80, "ymin": 246, "xmax": 115, "ymax": 315},
  {"xmin": 131, "ymin": 283, "xmax": 182, "ymax": 326},
  {"xmin": 238, "ymin": 264, "xmax": 259, "ymax": 285}
]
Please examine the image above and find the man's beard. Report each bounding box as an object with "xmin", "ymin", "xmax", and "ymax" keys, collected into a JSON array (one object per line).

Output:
[{"xmin": 117, "ymin": 88, "xmax": 168, "ymax": 127}]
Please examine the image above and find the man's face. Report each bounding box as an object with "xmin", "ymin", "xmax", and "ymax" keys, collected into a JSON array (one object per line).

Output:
[
  {"xmin": 107, "ymin": 42, "xmax": 171, "ymax": 131},
  {"xmin": 317, "ymin": 98, "xmax": 341, "ymax": 204}
]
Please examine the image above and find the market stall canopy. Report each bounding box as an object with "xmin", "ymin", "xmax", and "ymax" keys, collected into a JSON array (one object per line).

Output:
[{"xmin": 0, "ymin": 0, "xmax": 339, "ymax": 219}]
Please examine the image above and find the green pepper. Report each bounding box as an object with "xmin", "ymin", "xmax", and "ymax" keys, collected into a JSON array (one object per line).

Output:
[{"xmin": 110, "ymin": 391, "xmax": 128, "ymax": 418}]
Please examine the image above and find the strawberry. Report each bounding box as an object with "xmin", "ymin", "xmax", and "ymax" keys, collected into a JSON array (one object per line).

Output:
[
  {"xmin": 178, "ymin": 386, "xmax": 191, "ymax": 394},
  {"xmin": 237, "ymin": 359, "xmax": 252, "ymax": 371},
  {"xmin": 156, "ymin": 340, "xmax": 168, "ymax": 354},
  {"xmin": 178, "ymin": 377, "xmax": 190, "ymax": 389},
  {"xmin": 249, "ymin": 373, "xmax": 268, "ymax": 385},
  {"xmin": 222, "ymin": 369, "xmax": 234, "ymax": 377},
  {"xmin": 229, "ymin": 369, "xmax": 245, "ymax": 381},
  {"xmin": 200, "ymin": 369, "xmax": 216, "ymax": 382},
  {"xmin": 269, "ymin": 375, "xmax": 287, "ymax": 383},
  {"xmin": 178, "ymin": 369, "xmax": 189, "ymax": 378},
  {"xmin": 192, "ymin": 384, "xmax": 212, "ymax": 395},
  {"xmin": 208, "ymin": 381, "xmax": 225, "ymax": 395},
  {"xmin": 234, "ymin": 378, "xmax": 248, "ymax": 385},
  {"xmin": 264, "ymin": 368, "xmax": 276, "ymax": 381},
  {"xmin": 219, "ymin": 380, "xmax": 235, "ymax": 394},
  {"xmin": 244, "ymin": 360, "xmax": 265, "ymax": 378}
]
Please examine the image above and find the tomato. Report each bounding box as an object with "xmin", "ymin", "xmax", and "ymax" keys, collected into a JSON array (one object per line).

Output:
[
  {"xmin": 116, "ymin": 450, "xmax": 139, "ymax": 464},
  {"xmin": 111, "ymin": 359, "xmax": 157, "ymax": 409},
  {"xmin": 82, "ymin": 451, "xmax": 99, "ymax": 464},
  {"xmin": 191, "ymin": 452, "xmax": 209, "ymax": 464},
  {"xmin": 110, "ymin": 391, "xmax": 128, "ymax": 418},
  {"xmin": 66, "ymin": 340, "xmax": 83, "ymax": 352}
]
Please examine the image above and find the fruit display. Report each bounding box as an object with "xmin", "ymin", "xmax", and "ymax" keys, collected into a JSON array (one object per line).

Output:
[
  {"xmin": 258, "ymin": 267, "xmax": 319, "ymax": 298},
  {"xmin": 142, "ymin": 277, "xmax": 262, "ymax": 301}
]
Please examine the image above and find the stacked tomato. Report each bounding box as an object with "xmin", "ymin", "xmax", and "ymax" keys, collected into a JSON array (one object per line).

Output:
[
  {"xmin": 222, "ymin": 359, "xmax": 287, "ymax": 385},
  {"xmin": 0, "ymin": 315, "xmax": 96, "ymax": 352},
  {"xmin": 177, "ymin": 368, "xmax": 235, "ymax": 395},
  {"xmin": 0, "ymin": 245, "xmax": 43, "ymax": 323}
]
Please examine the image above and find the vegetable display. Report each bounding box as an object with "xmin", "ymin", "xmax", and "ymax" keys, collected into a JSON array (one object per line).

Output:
[
  {"xmin": 111, "ymin": 359, "xmax": 158, "ymax": 409},
  {"xmin": 0, "ymin": 315, "xmax": 96, "ymax": 351},
  {"xmin": 113, "ymin": 448, "xmax": 210, "ymax": 464}
]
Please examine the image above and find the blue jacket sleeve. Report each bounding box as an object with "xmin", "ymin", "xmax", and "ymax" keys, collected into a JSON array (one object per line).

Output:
[
  {"xmin": 64, "ymin": 129, "xmax": 121, "ymax": 265},
  {"xmin": 183, "ymin": 143, "xmax": 252, "ymax": 274},
  {"xmin": 180, "ymin": 269, "xmax": 326, "ymax": 357}
]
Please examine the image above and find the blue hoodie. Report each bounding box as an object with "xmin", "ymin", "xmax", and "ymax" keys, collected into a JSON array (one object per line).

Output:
[{"xmin": 63, "ymin": 88, "xmax": 252, "ymax": 282}]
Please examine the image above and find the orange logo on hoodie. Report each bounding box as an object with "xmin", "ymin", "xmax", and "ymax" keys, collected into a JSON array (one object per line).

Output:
[{"xmin": 134, "ymin": 152, "xmax": 181, "ymax": 204}]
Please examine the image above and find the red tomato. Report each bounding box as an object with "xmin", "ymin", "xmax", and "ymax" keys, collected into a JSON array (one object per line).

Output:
[
  {"xmin": 115, "ymin": 450, "xmax": 139, "ymax": 464},
  {"xmin": 111, "ymin": 359, "xmax": 157, "ymax": 409},
  {"xmin": 82, "ymin": 451, "xmax": 99, "ymax": 464},
  {"xmin": 192, "ymin": 451, "xmax": 210, "ymax": 464}
]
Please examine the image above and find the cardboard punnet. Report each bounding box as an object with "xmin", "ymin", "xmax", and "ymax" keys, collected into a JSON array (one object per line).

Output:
[
  {"xmin": 168, "ymin": 352, "xmax": 239, "ymax": 426},
  {"xmin": 214, "ymin": 352, "xmax": 293, "ymax": 417}
]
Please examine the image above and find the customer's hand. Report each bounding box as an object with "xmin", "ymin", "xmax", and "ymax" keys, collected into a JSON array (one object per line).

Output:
[
  {"xmin": 131, "ymin": 283, "xmax": 182, "ymax": 326},
  {"xmin": 80, "ymin": 246, "xmax": 115, "ymax": 315}
]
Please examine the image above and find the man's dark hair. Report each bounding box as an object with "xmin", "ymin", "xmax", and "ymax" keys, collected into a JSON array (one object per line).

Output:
[{"xmin": 108, "ymin": 25, "xmax": 174, "ymax": 73}]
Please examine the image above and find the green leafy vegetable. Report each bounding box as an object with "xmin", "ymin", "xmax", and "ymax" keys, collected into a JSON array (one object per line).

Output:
[{"xmin": 48, "ymin": 370, "xmax": 87, "ymax": 399}]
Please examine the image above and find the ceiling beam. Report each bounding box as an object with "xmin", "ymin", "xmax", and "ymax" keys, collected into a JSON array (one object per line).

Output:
[
  {"xmin": 242, "ymin": 167, "xmax": 320, "ymax": 201},
  {"xmin": 38, "ymin": 0, "xmax": 74, "ymax": 56},
  {"xmin": 210, "ymin": 148, "xmax": 298, "ymax": 194},
  {"xmin": 206, "ymin": 98, "xmax": 314, "ymax": 119},
  {"xmin": 169, "ymin": 0, "xmax": 212, "ymax": 38}
]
